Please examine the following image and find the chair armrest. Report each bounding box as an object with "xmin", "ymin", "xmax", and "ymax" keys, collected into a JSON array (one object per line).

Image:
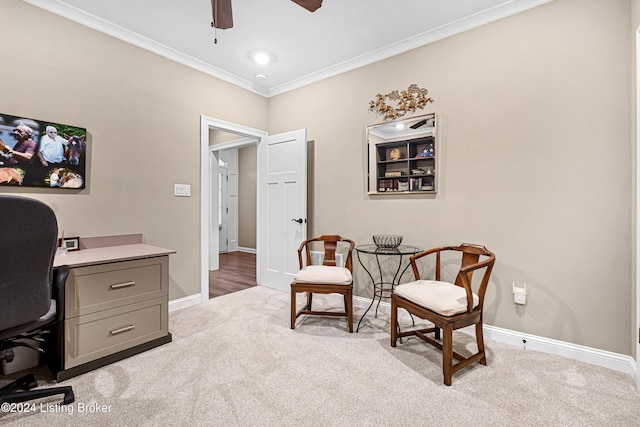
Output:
[
  {"xmin": 343, "ymin": 239, "xmax": 355, "ymax": 272},
  {"xmin": 297, "ymin": 240, "xmax": 311, "ymax": 269},
  {"xmin": 459, "ymin": 254, "xmax": 495, "ymax": 275},
  {"xmin": 457, "ymin": 254, "xmax": 496, "ymax": 311},
  {"xmin": 52, "ymin": 265, "xmax": 69, "ymax": 321}
]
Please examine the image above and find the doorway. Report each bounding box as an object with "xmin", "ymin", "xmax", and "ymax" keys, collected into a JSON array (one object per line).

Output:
[
  {"xmin": 200, "ymin": 116, "xmax": 308, "ymax": 302},
  {"xmin": 200, "ymin": 116, "xmax": 267, "ymax": 302}
]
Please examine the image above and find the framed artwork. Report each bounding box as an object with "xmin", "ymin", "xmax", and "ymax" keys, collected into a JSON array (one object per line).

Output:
[
  {"xmin": 59, "ymin": 237, "xmax": 80, "ymax": 252},
  {"xmin": 0, "ymin": 112, "xmax": 87, "ymax": 189}
]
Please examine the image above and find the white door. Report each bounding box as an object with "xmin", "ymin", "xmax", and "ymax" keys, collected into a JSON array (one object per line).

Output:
[
  {"xmin": 225, "ymin": 150, "xmax": 239, "ymax": 252},
  {"xmin": 218, "ymin": 165, "xmax": 228, "ymax": 252},
  {"xmin": 258, "ymin": 129, "xmax": 307, "ymax": 292}
]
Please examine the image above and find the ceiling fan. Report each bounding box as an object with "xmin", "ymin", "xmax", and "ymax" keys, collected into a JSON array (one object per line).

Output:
[{"xmin": 211, "ymin": 0, "xmax": 323, "ymax": 30}]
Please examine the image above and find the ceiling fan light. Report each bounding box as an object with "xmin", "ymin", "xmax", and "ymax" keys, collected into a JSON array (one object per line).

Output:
[{"xmin": 211, "ymin": 0, "xmax": 233, "ymax": 29}]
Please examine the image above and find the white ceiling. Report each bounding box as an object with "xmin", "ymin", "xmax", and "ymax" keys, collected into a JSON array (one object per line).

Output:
[{"xmin": 24, "ymin": 0, "xmax": 552, "ymax": 97}]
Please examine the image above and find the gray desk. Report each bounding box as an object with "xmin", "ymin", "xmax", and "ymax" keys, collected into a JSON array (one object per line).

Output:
[{"xmin": 51, "ymin": 243, "xmax": 175, "ymax": 381}]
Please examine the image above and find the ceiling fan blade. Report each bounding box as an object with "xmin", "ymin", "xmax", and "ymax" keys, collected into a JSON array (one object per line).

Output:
[
  {"xmin": 410, "ymin": 119, "xmax": 427, "ymax": 129},
  {"xmin": 292, "ymin": 0, "xmax": 323, "ymax": 12},
  {"xmin": 211, "ymin": 0, "xmax": 233, "ymax": 29}
]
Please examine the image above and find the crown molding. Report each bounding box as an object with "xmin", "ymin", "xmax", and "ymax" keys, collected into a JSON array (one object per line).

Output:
[
  {"xmin": 23, "ymin": 0, "xmax": 553, "ymax": 99},
  {"xmin": 268, "ymin": 0, "xmax": 554, "ymax": 96},
  {"xmin": 21, "ymin": 0, "xmax": 268, "ymax": 96}
]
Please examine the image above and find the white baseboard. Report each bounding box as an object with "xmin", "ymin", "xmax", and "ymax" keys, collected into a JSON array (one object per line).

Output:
[
  {"xmin": 483, "ymin": 325, "xmax": 636, "ymax": 377},
  {"xmin": 169, "ymin": 293, "xmax": 202, "ymax": 312},
  {"xmin": 353, "ymin": 296, "xmax": 637, "ymax": 379},
  {"xmin": 237, "ymin": 247, "xmax": 256, "ymax": 254}
]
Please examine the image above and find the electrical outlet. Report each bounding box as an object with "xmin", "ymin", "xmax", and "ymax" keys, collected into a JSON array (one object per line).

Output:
[{"xmin": 512, "ymin": 281, "xmax": 527, "ymax": 305}]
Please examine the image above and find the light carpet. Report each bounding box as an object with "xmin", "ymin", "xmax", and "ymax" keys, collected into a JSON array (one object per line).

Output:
[{"xmin": 2, "ymin": 285, "xmax": 640, "ymax": 426}]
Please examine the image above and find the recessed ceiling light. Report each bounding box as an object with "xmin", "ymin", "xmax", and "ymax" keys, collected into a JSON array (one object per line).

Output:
[
  {"xmin": 395, "ymin": 123, "xmax": 405, "ymax": 129},
  {"xmin": 255, "ymin": 73, "xmax": 267, "ymax": 80},
  {"xmin": 248, "ymin": 50, "xmax": 276, "ymax": 65},
  {"xmin": 254, "ymin": 52, "xmax": 270, "ymax": 64}
]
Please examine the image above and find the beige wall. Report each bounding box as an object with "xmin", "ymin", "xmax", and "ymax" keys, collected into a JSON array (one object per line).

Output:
[
  {"xmin": 4, "ymin": 0, "xmax": 636, "ymax": 356},
  {"xmin": 238, "ymin": 145, "xmax": 257, "ymax": 249},
  {"xmin": 269, "ymin": 0, "xmax": 633, "ymax": 354},
  {"xmin": 1, "ymin": 0, "xmax": 269, "ymax": 300}
]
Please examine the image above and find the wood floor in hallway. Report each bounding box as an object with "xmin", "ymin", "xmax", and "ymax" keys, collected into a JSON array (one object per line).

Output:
[{"xmin": 209, "ymin": 251, "xmax": 257, "ymax": 298}]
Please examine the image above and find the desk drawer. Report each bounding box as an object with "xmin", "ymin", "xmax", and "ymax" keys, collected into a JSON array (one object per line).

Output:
[
  {"xmin": 65, "ymin": 257, "xmax": 168, "ymax": 318},
  {"xmin": 64, "ymin": 297, "xmax": 168, "ymax": 369}
]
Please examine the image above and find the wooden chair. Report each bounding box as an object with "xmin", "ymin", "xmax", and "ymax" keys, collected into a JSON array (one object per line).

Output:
[
  {"xmin": 391, "ymin": 243, "xmax": 495, "ymax": 385},
  {"xmin": 291, "ymin": 235, "xmax": 356, "ymax": 332}
]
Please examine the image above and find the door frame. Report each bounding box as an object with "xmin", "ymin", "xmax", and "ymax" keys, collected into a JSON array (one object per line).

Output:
[
  {"xmin": 200, "ymin": 115, "xmax": 267, "ymax": 303},
  {"xmin": 636, "ymin": 27, "xmax": 640, "ymax": 391}
]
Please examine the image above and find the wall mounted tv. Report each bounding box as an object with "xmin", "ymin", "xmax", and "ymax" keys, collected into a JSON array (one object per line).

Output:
[{"xmin": 0, "ymin": 113, "xmax": 86, "ymax": 189}]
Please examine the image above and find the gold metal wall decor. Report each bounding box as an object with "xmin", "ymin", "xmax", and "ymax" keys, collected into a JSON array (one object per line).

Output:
[{"xmin": 369, "ymin": 84, "xmax": 434, "ymax": 121}]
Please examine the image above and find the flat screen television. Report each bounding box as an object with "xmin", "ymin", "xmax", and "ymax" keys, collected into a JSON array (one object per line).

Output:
[{"xmin": 0, "ymin": 112, "xmax": 87, "ymax": 189}]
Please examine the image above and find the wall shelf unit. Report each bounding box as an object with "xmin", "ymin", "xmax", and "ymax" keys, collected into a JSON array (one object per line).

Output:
[{"xmin": 367, "ymin": 113, "xmax": 437, "ymax": 195}]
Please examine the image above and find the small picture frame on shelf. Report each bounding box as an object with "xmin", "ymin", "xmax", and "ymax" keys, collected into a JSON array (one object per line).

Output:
[{"xmin": 59, "ymin": 237, "xmax": 80, "ymax": 251}]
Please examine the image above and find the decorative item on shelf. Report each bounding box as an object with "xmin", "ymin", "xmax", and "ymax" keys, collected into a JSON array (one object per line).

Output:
[
  {"xmin": 368, "ymin": 84, "xmax": 434, "ymax": 121},
  {"xmin": 379, "ymin": 179, "xmax": 399, "ymax": 191},
  {"xmin": 425, "ymin": 166, "xmax": 434, "ymax": 176},
  {"xmin": 58, "ymin": 236, "xmax": 80, "ymax": 252},
  {"xmin": 389, "ymin": 148, "xmax": 402, "ymax": 160},
  {"xmin": 372, "ymin": 234, "xmax": 403, "ymax": 249},
  {"xmin": 411, "ymin": 168, "xmax": 425, "ymax": 175},
  {"xmin": 409, "ymin": 177, "xmax": 423, "ymax": 190},
  {"xmin": 415, "ymin": 143, "xmax": 435, "ymax": 158},
  {"xmin": 384, "ymin": 171, "xmax": 403, "ymax": 177}
]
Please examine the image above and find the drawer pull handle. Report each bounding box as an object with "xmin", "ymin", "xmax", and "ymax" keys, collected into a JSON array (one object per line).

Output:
[
  {"xmin": 109, "ymin": 325, "xmax": 135, "ymax": 335},
  {"xmin": 110, "ymin": 281, "xmax": 135, "ymax": 290}
]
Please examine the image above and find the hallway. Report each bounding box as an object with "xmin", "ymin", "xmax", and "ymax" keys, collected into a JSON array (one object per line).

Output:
[{"xmin": 209, "ymin": 251, "xmax": 256, "ymax": 298}]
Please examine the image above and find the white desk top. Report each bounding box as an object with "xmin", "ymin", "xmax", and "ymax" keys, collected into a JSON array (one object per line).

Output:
[{"xmin": 53, "ymin": 243, "xmax": 176, "ymax": 268}]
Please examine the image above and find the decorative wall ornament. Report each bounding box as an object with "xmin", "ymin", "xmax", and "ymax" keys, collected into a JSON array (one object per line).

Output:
[{"xmin": 369, "ymin": 84, "xmax": 434, "ymax": 121}]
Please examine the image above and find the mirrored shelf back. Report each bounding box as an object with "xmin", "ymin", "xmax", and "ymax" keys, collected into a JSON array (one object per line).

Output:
[{"xmin": 366, "ymin": 113, "xmax": 437, "ymax": 195}]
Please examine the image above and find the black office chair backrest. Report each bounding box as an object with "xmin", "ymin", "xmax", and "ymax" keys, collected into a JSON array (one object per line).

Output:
[{"xmin": 0, "ymin": 195, "xmax": 58, "ymax": 331}]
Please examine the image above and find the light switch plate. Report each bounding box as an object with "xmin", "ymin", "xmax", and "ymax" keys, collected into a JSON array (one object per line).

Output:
[{"xmin": 174, "ymin": 184, "xmax": 191, "ymax": 197}]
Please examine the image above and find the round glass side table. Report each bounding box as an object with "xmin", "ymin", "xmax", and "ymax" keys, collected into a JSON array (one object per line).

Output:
[{"xmin": 354, "ymin": 244, "xmax": 423, "ymax": 332}]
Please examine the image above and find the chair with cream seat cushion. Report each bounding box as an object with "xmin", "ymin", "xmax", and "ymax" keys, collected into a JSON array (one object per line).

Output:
[
  {"xmin": 291, "ymin": 235, "xmax": 355, "ymax": 332},
  {"xmin": 391, "ymin": 243, "xmax": 495, "ymax": 385}
]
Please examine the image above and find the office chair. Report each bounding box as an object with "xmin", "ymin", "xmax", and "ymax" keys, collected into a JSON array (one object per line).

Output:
[
  {"xmin": 391, "ymin": 243, "xmax": 495, "ymax": 385},
  {"xmin": 0, "ymin": 195, "xmax": 74, "ymax": 405},
  {"xmin": 291, "ymin": 235, "xmax": 356, "ymax": 332}
]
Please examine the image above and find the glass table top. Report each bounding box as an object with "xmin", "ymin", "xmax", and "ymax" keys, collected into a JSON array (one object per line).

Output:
[{"xmin": 355, "ymin": 244, "xmax": 424, "ymax": 255}]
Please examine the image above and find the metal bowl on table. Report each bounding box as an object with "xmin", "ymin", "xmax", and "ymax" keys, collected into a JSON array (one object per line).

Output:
[{"xmin": 372, "ymin": 234, "xmax": 403, "ymax": 249}]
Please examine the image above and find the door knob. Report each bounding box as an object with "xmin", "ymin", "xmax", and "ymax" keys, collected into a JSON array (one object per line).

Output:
[{"xmin": 291, "ymin": 218, "xmax": 304, "ymax": 224}]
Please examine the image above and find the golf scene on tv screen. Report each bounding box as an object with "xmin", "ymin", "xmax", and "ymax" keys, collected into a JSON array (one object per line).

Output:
[{"xmin": 0, "ymin": 113, "xmax": 87, "ymax": 189}]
